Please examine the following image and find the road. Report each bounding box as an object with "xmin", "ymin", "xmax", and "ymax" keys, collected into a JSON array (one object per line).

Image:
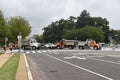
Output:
[{"xmin": 24, "ymin": 49, "xmax": 120, "ymax": 80}]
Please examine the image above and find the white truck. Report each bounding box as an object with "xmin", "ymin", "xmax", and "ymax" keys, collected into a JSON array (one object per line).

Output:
[
  {"xmin": 22, "ymin": 38, "xmax": 40, "ymax": 50},
  {"xmin": 78, "ymin": 40, "xmax": 101, "ymax": 50}
]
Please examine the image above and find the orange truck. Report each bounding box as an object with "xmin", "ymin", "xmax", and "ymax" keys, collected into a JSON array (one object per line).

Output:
[
  {"xmin": 78, "ymin": 40, "xmax": 101, "ymax": 50},
  {"xmin": 56, "ymin": 39, "xmax": 76, "ymax": 49}
]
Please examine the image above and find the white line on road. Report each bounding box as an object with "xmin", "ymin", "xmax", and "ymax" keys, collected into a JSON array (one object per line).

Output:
[
  {"xmin": 26, "ymin": 51, "xmax": 30, "ymax": 54},
  {"xmin": 24, "ymin": 54, "xmax": 33, "ymax": 80},
  {"xmin": 43, "ymin": 50, "xmax": 47, "ymax": 52},
  {"xmin": 32, "ymin": 51, "xmax": 36, "ymax": 54},
  {"xmin": 43, "ymin": 53, "xmax": 113, "ymax": 80},
  {"xmin": 88, "ymin": 57, "xmax": 120, "ymax": 65},
  {"xmin": 64, "ymin": 56, "xmax": 86, "ymax": 60},
  {"xmin": 37, "ymin": 51, "xmax": 41, "ymax": 53}
]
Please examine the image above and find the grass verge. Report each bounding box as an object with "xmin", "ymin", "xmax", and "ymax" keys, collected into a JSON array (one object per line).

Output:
[
  {"xmin": 0, "ymin": 54, "xmax": 20, "ymax": 80},
  {"xmin": 0, "ymin": 52, "xmax": 3, "ymax": 55}
]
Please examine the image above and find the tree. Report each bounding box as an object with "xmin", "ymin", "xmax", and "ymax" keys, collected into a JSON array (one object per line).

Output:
[
  {"xmin": 0, "ymin": 10, "xmax": 6, "ymax": 45},
  {"xmin": 92, "ymin": 17, "xmax": 110, "ymax": 43},
  {"xmin": 76, "ymin": 26, "xmax": 105, "ymax": 42},
  {"xmin": 116, "ymin": 30, "xmax": 120, "ymax": 44},
  {"xmin": 76, "ymin": 10, "xmax": 91, "ymax": 28},
  {"xmin": 108, "ymin": 29, "xmax": 120, "ymax": 44},
  {"xmin": 43, "ymin": 19, "xmax": 67, "ymax": 43},
  {"xmin": 34, "ymin": 35, "xmax": 44, "ymax": 43},
  {"xmin": 7, "ymin": 16, "xmax": 31, "ymax": 41},
  {"xmin": 76, "ymin": 10, "xmax": 110, "ymax": 42},
  {"xmin": 63, "ymin": 29, "xmax": 77, "ymax": 40},
  {"xmin": 63, "ymin": 25, "xmax": 105, "ymax": 42},
  {"xmin": 43, "ymin": 17, "xmax": 77, "ymax": 43},
  {"xmin": 64, "ymin": 16, "xmax": 76, "ymax": 30}
]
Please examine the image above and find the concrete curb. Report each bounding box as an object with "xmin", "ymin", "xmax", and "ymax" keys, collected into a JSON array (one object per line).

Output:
[{"xmin": 24, "ymin": 53, "xmax": 33, "ymax": 80}]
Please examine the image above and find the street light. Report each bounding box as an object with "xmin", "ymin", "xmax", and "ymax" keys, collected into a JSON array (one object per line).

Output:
[{"xmin": 17, "ymin": 32, "xmax": 22, "ymax": 53}]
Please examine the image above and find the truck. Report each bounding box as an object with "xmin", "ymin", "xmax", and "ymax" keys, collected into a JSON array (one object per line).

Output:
[
  {"xmin": 56, "ymin": 39, "xmax": 76, "ymax": 49},
  {"xmin": 22, "ymin": 38, "xmax": 40, "ymax": 50},
  {"xmin": 12, "ymin": 38, "xmax": 40, "ymax": 50},
  {"xmin": 78, "ymin": 40, "xmax": 101, "ymax": 50}
]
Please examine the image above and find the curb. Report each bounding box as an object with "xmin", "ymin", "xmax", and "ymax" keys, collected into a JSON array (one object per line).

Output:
[{"xmin": 24, "ymin": 53, "xmax": 33, "ymax": 80}]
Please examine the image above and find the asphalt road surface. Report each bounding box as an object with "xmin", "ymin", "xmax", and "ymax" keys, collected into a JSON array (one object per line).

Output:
[{"xmin": 25, "ymin": 49, "xmax": 120, "ymax": 80}]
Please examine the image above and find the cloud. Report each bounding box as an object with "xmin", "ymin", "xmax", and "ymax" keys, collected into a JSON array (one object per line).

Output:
[{"xmin": 0, "ymin": 0, "xmax": 120, "ymax": 35}]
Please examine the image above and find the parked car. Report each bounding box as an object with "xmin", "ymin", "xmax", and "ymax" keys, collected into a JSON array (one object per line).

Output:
[{"xmin": 44, "ymin": 43, "xmax": 56, "ymax": 49}]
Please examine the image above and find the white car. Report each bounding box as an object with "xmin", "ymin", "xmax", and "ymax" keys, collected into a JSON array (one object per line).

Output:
[{"xmin": 44, "ymin": 43, "xmax": 56, "ymax": 49}]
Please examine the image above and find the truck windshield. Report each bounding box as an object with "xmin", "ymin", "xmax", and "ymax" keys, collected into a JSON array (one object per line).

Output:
[{"xmin": 34, "ymin": 40, "xmax": 37, "ymax": 43}]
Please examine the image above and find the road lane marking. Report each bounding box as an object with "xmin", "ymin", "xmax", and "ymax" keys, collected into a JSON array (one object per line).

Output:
[
  {"xmin": 64, "ymin": 56, "xmax": 86, "ymax": 60},
  {"xmin": 32, "ymin": 51, "xmax": 36, "ymax": 54},
  {"xmin": 86, "ymin": 56, "xmax": 104, "ymax": 58},
  {"xmin": 26, "ymin": 51, "xmax": 30, "ymax": 54},
  {"xmin": 107, "ymin": 55, "xmax": 120, "ymax": 58},
  {"xmin": 64, "ymin": 57, "xmax": 74, "ymax": 59},
  {"xmin": 43, "ymin": 53, "xmax": 113, "ymax": 80},
  {"xmin": 53, "ymin": 52, "xmax": 60, "ymax": 54},
  {"xmin": 24, "ymin": 54, "xmax": 33, "ymax": 80},
  {"xmin": 43, "ymin": 50, "xmax": 47, "ymax": 52},
  {"xmin": 88, "ymin": 57, "xmax": 120, "ymax": 65},
  {"xmin": 37, "ymin": 51, "xmax": 41, "ymax": 53}
]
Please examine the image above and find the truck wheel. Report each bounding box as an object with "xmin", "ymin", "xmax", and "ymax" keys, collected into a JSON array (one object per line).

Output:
[
  {"xmin": 79, "ymin": 46, "xmax": 84, "ymax": 50},
  {"xmin": 22, "ymin": 47, "xmax": 25, "ymax": 50},
  {"xmin": 70, "ymin": 47, "xmax": 74, "ymax": 49},
  {"xmin": 58, "ymin": 47, "xmax": 62, "ymax": 49},
  {"xmin": 94, "ymin": 46, "xmax": 98, "ymax": 50},
  {"xmin": 32, "ymin": 46, "xmax": 36, "ymax": 50}
]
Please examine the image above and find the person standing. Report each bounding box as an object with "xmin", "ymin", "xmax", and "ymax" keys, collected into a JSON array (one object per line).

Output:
[
  {"xmin": 9, "ymin": 45, "xmax": 13, "ymax": 54},
  {"xmin": 3, "ymin": 44, "xmax": 6, "ymax": 53}
]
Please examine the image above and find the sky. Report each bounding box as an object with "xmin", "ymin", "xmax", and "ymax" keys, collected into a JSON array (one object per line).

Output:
[{"xmin": 0, "ymin": 0, "xmax": 120, "ymax": 35}]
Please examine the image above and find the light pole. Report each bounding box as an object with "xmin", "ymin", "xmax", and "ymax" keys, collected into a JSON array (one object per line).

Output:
[{"xmin": 17, "ymin": 32, "xmax": 22, "ymax": 53}]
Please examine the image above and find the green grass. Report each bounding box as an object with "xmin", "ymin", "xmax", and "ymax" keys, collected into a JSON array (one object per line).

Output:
[
  {"xmin": 0, "ymin": 52, "xmax": 3, "ymax": 55},
  {"xmin": 0, "ymin": 52, "xmax": 2, "ymax": 55},
  {"xmin": 0, "ymin": 54, "xmax": 20, "ymax": 80}
]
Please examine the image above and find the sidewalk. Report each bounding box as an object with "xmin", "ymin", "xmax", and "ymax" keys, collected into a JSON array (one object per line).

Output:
[
  {"xmin": 0, "ymin": 53, "xmax": 13, "ymax": 68},
  {"xmin": 0, "ymin": 53, "xmax": 29, "ymax": 80},
  {"xmin": 16, "ymin": 53, "xmax": 28, "ymax": 80}
]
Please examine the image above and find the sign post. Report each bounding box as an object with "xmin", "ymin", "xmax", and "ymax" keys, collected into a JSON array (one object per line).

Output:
[{"xmin": 17, "ymin": 32, "xmax": 22, "ymax": 53}]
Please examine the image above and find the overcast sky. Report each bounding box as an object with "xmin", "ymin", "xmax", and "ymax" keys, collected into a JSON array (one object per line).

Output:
[{"xmin": 0, "ymin": 0, "xmax": 120, "ymax": 35}]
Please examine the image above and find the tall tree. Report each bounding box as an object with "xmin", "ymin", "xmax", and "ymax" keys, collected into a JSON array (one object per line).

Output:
[
  {"xmin": 76, "ymin": 10, "xmax": 91, "ymax": 28},
  {"xmin": 0, "ymin": 10, "xmax": 6, "ymax": 45},
  {"xmin": 63, "ymin": 25, "xmax": 105, "ymax": 42},
  {"xmin": 93, "ymin": 17, "xmax": 110, "ymax": 43},
  {"xmin": 76, "ymin": 25, "xmax": 105, "ymax": 42},
  {"xmin": 7, "ymin": 16, "xmax": 31, "ymax": 41},
  {"xmin": 43, "ymin": 19, "xmax": 65, "ymax": 43},
  {"xmin": 64, "ymin": 16, "xmax": 76, "ymax": 30}
]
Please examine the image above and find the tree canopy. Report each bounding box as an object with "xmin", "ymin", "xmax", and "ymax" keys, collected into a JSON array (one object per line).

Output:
[
  {"xmin": 7, "ymin": 16, "xmax": 31, "ymax": 41},
  {"xmin": 43, "ymin": 10, "xmax": 119, "ymax": 43},
  {"xmin": 0, "ymin": 10, "xmax": 31, "ymax": 45},
  {"xmin": 0, "ymin": 11, "xmax": 6, "ymax": 45}
]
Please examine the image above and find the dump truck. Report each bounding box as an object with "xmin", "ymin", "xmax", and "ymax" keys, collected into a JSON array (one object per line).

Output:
[
  {"xmin": 12, "ymin": 38, "xmax": 40, "ymax": 50},
  {"xmin": 56, "ymin": 39, "xmax": 76, "ymax": 49},
  {"xmin": 78, "ymin": 40, "xmax": 101, "ymax": 50},
  {"xmin": 22, "ymin": 38, "xmax": 40, "ymax": 50}
]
